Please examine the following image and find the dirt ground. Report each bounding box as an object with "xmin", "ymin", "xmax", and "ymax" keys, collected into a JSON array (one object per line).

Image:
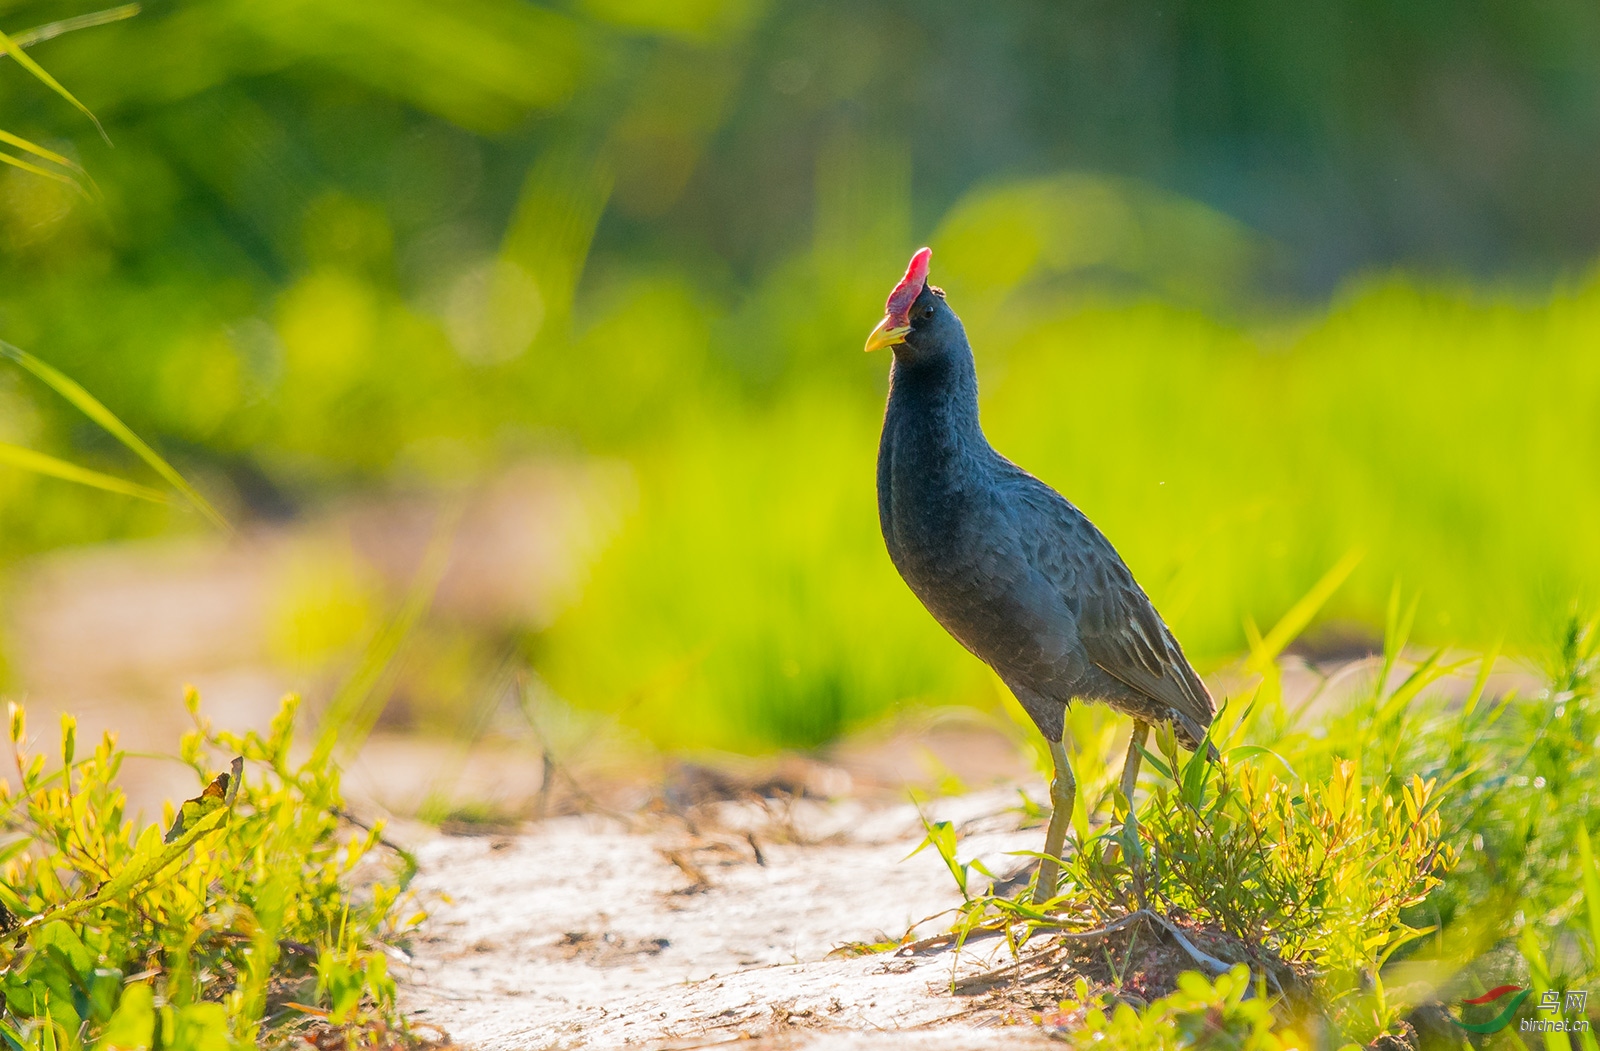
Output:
[{"xmin": 397, "ymin": 788, "xmax": 1070, "ymax": 1050}]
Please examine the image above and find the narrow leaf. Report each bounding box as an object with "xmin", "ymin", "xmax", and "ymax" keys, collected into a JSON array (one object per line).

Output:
[
  {"xmin": 1247, "ymin": 548, "xmax": 1364, "ymax": 674},
  {"xmin": 0, "ymin": 26, "xmax": 109, "ymax": 144},
  {"xmin": 1576, "ymin": 824, "xmax": 1600, "ymax": 980},
  {"xmin": 312, "ymin": 507, "xmax": 455, "ymax": 762},
  {"xmin": 1223, "ymin": 744, "xmax": 1299, "ymax": 779},
  {"xmin": 0, "ymin": 148, "xmax": 79, "ymax": 187},
  {"xmin": 1379, "ymin": 588, "xmax": 1420, "ymax": 698},
  {"xmin": 1460, "ymin": 639, "xmax": 1501, "ymax": 719},
  {"xmin": 6, "ymin": 5, "xmax": 140, "ymax": 51},
  {"xmin": 0, "ymin": 442, "xmax": 168, "ymax": 502},
  {"xmin": 0, "ymin": 128, "xmax": 81, "ymax": 171},
  {"xmin": 0, "ymin": 341, "xmax": 229, "ymax": 531}
]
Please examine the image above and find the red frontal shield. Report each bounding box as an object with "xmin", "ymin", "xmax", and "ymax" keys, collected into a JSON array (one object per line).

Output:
[{"xmin": 884, "ymin": 247, "xmax": 932, "ymax": 326}]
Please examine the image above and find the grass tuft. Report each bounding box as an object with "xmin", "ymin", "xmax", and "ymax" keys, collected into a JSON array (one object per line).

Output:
[{"xmin": 0, "ymin": 694, "xmax": 422, "ymax": 1051}]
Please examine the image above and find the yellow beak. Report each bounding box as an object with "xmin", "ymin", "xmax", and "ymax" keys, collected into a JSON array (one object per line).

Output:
[{"xmin": 864, "ymin": 315, "xmax": 911, "ymax": 353}]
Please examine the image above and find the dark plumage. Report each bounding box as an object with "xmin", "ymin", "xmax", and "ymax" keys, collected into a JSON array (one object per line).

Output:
[{"xmin": 865, "ymin": 248, "xmax": 1216, "ymax": 901}]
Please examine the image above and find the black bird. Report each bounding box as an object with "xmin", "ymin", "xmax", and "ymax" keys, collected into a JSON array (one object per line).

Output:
[{"xmin": 866, "ymin": 248, "xmax": 1217, "ymax": 902}]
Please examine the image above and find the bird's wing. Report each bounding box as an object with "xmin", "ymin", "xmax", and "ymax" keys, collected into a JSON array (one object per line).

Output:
[{"xmin": 1003, "ymin": 470, "xmax": 1216, "ymax": 743}]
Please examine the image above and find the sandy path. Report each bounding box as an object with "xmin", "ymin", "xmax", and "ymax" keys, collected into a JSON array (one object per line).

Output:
[{"xmin": 399, "ymin": 789, "xmax": 1061, "ymax": 1049}]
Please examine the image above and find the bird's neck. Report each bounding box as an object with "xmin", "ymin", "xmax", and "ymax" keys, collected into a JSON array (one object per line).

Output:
[{"xmin": 884, "ymin": 349, "xmax": 987, "ymax": 459}]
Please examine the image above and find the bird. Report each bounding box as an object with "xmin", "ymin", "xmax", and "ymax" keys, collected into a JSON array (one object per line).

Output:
[{"xmin": 865, "ymin": 247, "xmax": 1217, "ymax": 903}]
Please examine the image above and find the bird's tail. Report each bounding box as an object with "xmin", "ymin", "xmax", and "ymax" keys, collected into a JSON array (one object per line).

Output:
[{"xmin": 1171, "ymin": 707, "xmax": 1220, "ymax": 762}]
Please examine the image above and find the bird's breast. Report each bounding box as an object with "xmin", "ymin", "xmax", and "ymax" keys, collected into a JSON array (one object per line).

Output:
[
  {"xmin": 877, "ymin": 415, "xmax": 979, "ymax": 581},
  {"xmin": 877, "ymin": 414, "xmax": 1082, "ymax": 687},
  {"xmin": 879, "ymin": 431, "xmax": 1018, "ymax": 636}
]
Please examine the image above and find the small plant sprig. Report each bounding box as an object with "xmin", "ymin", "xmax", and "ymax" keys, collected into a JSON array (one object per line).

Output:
[
  {"xmin": 1070, "ymin": 726, "xmax": 1453, "ymax": 973},
  {"xmin": 0, "ymin": 692, "xmax": 423, "ymax": 1051},
  {"xmin": 883, "ymin": 678, "xmax": 1453, "ymax": 1048},
  {"xmin": 1041, "ymin": 966, "xmax": 1306, "ymax": 1051}
]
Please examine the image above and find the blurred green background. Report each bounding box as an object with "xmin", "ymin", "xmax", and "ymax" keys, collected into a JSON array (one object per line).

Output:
[{"xmin": 3, "ymin": 0, "xmax": 1600, "ymax": 752}]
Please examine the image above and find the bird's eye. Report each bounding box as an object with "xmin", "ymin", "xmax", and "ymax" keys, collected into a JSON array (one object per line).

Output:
[{"xmin": 917, "ymin": 304, "xmax": 935, "ymax": 321}]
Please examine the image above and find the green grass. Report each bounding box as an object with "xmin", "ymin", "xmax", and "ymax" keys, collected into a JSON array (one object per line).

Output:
[
  {"xmin": 1043, "ymin": 967, "xmax": 1306, "ymax": 1051},
  {"xmin": 0, "ymin": 336, "xmax": 422, "ymax": 1050},
  {"xmin": 0, "ymin": 127, "xmax": 408, "ymax": 1043},
  {"xmin": 869, "ymin": 602, "xmax": 1599, "ymax": 1048},
  {"xmin": 0, "ymin": 693, "xmax": 422, "ymax": 1051},
  {"xmin": 535, "ymin": 252, "xmax": 1600, "ymax": 752}
]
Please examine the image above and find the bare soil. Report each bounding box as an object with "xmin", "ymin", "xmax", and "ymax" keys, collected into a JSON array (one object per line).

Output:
[{"xmin": 398, "ymin": 788, "xmax": 1070, "ymax": 1050}]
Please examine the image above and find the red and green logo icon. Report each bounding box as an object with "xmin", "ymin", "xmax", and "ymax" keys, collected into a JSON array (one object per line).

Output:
[{"xmin": 1452, "ymin": 985, "xmax": 1530, "ymax": 1033}]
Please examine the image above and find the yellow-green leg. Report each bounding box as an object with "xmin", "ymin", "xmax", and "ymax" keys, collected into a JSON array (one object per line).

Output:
[
  {"xmin": 1118, "ymin": 720, "xmax": 1150, "ymax": 806},
  {"xmin": 1032, "ymin": 737, "xmax": 1076, "ymax": 905}
]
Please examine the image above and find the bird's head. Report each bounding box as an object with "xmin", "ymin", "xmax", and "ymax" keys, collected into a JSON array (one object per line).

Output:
[{"xmin": 863, "ymin": 247, "xmax": 961, "ymax": 362}]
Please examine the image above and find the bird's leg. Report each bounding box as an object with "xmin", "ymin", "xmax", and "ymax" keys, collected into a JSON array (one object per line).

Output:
[
  {"xmin": 1032, "ymin": 737, "xmax": 1076, "ymax": 905},
  {"xmin": 1117, "ymin": 720, "xmax": 1150, "ymax": 808}
]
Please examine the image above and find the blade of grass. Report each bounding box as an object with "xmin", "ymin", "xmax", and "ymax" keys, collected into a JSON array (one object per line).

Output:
[
  {"xmin": 1375, "ymin": 649, "xmax": 1474, "ymax": 724},
  {"xmin": 4, "ymin": 4, "xmax": 140, "ymax": 51},
  {"xmin": 1378, "ymin": 586, "xmax": 1420, "ymax": 699},
  {"xmin": 1459, "ymin": 639, "xmax": 1502, "ymax": 720},
  {"xmin": 1219, "ymin": 692, "xmax": 1256, "ymax": 749},
  {"xmin": 1577, "ymin": 824, "xmax": 1600, "ymax": 978},
  {"xmin": 0, "ymin": 442, "xmax": 168, "ymax": 502},
  {"xmin": 0, "ymin": 26, "xmax": 109, "ymax": 144},
  {"xmin": 1246, "ymin": 547, "xmax": 1365, "ymax": 675},
  {"xmin": 1133, "ymin": 742, "xmax": 1173, "ymax": 782},
  {"xmin": 1518, "ymin": 927, "xmax": 1571, "ymax": 1051},
  {"xmin": 0, "ymin": 148, "xmax": 80, "ymax": 187},
  {"xmin": 0, "ymin": 128, "xmax": 82, "ymax": 173},
  {"xmin": 1223, "ymin": 744, "xmax": 1298, "ymax": 780},
  {"xmin": 311, "ymin": 504, "xmax": 459, "ymax": 764},
  {"xmin": 0, "ymin": 341, "xmax": 229, "ymax": 532}
]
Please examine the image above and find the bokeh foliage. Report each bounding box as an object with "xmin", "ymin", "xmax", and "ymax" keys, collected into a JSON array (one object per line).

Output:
[{"xmin": 3, "ymin": 0, "xmax": 1600, "ymax": 749}]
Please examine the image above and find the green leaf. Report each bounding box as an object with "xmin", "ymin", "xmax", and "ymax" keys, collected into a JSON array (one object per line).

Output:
[
  {"xmin": 2, "ymin": 772, "xmax": 238, "ymax": 948},
  {"xmin": 1179, "ymin": 735, "xmax": 1211, "ymax": 807},
  {"xmin": 1518, "ymin": 926, "xmax": 1569, "ymax": 1051},
  {"xmin": 5, "ymin": 5, "xmax": 140, "ymax": 51},
  {"xmin": 162, "ymin": 759, "xmax": 240, "ymax": 844},
  {"xmin": 0, "ymin": 128, "xmax": 81, "ymax": 172},
  {"xmin": 1459, "ymin": 639, "xmax": 1501, "ymax": 719},
  {"xmin": 0, "ymin": 343, "xmax": 227, "ymax": 531},
  {"xmin": 1222, "ymin": 745, "xmax": 1298, "ymax": 780},
  {"xmin": 1133, "ymin": 743, "xmax": 1172, "ymax": 781},
  {"xmin": 0, "ymin": 148, "xmax": 80, "ymax": 189},
  {"xmin": 1378, "ymin": 586, "xmax": 1420, "ymax": 698},
  {"xmin": 1246, "ymin": 547, "xmax": 1364, "ymax": 674},
  {"xmin": 0, "ymin": 1018, "xmax": 27, "ymax": 1051},
  {"xmin": 908, "ymin": 816, "xmax": 968, "ymax": 900},
  {"xmin": 0, "ymin": 26, "xmax": 109, "ymax": 144},
  {"xmin": 1375, "ymin": 648, "xmax": 1472, "ymax": 723},
  {"xmin": 1576, "ymin": 823, "xmax": 1600, "ymax": 982},
  {"xmin": 166, "ymin": 1003, "xmax": 228, "ymax": 1051},
  {"xmin": 94, "ymin": 983, "xmax": 154, "ymax": 1051},
  {"xmin": 36, "ymin": 921, "xmax": 93, "ymax": 974},
  {"xmin": 0, "ymin": 444, "xmax": 169, "ymax": 503}
]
